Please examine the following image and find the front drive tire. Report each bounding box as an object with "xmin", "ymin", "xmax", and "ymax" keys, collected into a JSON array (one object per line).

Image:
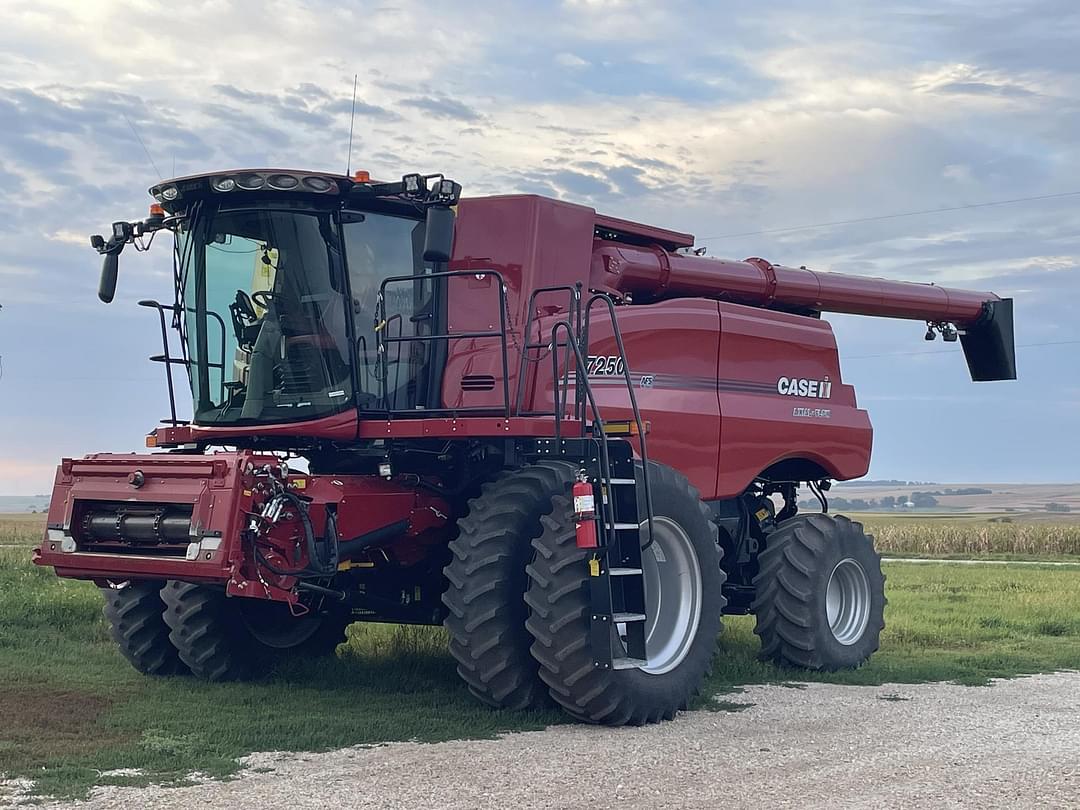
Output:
[
  {"xmin": 442, "ymin": 461, "xmax": 578, "ymax": 711},
  {"xmin": 752, "ymin": 513, "xmax": 885, "ymax": 670},
  {"xmin": 525, "ymin": 463, "xmax": 726, "ymax": 725},
  {"xmin": 162, "ymin": 581, "xmax": 350, "ymax": 681},
  {"xmin": 102, "ymin": 582, "xmax": 187, "ymax": 676}
]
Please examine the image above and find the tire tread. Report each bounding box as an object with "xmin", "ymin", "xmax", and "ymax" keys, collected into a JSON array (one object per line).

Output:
[
  {"xmin": 102, "ymin": 583, "xmax": 186, "ymax": 676},
  {"xmin": 442, "ymin": 461, "xmax": 577, "ymax": 710},
  {"xmin": 752, "ymin": 513, "xmax": 886, "ymax": 671},
  {"xmin": 526, "ymin": 463, "xmax": 726, "ymax": 725}
]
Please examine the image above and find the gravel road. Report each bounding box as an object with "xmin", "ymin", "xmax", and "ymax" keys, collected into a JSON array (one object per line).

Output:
[{"xmin": 19, "ymin": 671, "xmax": 1080, "ymax": 809}]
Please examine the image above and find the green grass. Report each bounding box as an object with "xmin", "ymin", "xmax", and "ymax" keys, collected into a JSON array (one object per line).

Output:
[{"xmin": 2, "ymin": 515, "xmax": 1080, "ymax": 800}]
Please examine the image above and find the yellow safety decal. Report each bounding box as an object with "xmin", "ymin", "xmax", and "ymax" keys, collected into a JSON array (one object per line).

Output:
[
  {"xmin": 243, "ymin": 489, "xmax": 252, "ymax": 497},
  {"xmin": 755, "ymin": 508, "xmax": 770, "ymax": 521},
  {"xmin": 588, "ymin": 558, "xmax": 601, "ymax": 577},
  {"xmin": 292, "ymin": 478, "xmax": 307, "ymax": 489}
]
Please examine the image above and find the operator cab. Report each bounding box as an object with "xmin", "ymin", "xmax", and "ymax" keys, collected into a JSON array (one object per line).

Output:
[{"xmin": 92, "ymin": 169, "xmax": 460, "ymax": 428}]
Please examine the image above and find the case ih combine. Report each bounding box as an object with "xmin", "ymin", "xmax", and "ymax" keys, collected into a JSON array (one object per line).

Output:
[{"xmin": 34, "ymin": 168, "xmax": 1015, "ymax": 724}]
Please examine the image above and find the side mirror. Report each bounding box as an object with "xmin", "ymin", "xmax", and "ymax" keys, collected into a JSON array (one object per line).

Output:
[
  {"xmin": 99, "ymin": 251, "xmax": 119, "ymax": 303},
  {"xmin": 422, "ymin": 205, "xmax": 455, "ymax": 263}
]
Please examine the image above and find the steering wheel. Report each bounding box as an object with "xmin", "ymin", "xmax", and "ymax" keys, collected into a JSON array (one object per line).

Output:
[{"xmin": 251, "ymin": 290, "xmax": 276, "ymax": 310}]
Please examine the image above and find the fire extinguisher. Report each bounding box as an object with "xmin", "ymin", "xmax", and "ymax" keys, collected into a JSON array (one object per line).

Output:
[{"xmin": 572, "ymin": 471, "xmax": 598, "ymax": 549}]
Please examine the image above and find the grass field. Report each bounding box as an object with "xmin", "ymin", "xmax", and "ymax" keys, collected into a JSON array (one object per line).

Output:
[{"xmin": 3, "ymin": 513, "xmax": 1080, "ymax": 800}]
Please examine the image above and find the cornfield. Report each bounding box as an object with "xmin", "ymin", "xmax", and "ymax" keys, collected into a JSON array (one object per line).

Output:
[{"xmin": 860, "ymin": 517, "xmax": 1080, "ymax": 557}]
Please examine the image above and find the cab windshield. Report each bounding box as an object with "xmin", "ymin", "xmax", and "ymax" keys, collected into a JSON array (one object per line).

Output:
[{"xmin": 176, "ymin": 201, "xmax": 432, "ymax": 426}]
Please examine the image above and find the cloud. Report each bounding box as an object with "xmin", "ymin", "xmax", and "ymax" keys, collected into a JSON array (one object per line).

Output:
[
  {"xmin": 934, "ymin": 81, "xmax": 1037, "ymax": 98},
  {"xmin": 547, "ymin": 169, "xmax": 613, "ymax": 197},
  {"xmin": 555, "ymin": 52, "xmax": 589, "ymax": 69},
  {"xmin": 400, "ymin": 96, "xmax": 482, "ymax": 122},
  {"xmin": 914, "ymin": 64, "xmax": 1042, "ymax": 99},
  {"xmin": 320, "ymin": 97, "xmax": 402, "ymax": 121}
]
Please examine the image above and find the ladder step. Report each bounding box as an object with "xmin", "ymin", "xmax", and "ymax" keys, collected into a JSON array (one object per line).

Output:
[
  {"xmin": 609, "ymin": 567, "xmax": 643, "ymax": 577},
  {"xmin": 612, "ymin": 612, "xmax": 646, "ymax": 623},
  {"xmin": 612, "ymin": 657, "xmax": 648, "ymax": 670},
  {"xmin": 606, "ymin": 523, "xmax": 640, "ymax": 530},
  {"xmin": 606, "ymin": 478, "xmax": 636, "ymax": 485}
]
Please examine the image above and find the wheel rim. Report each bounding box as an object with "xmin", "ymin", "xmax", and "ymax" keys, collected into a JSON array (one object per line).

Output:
[
  {"xmin": 627, "ymin": 516, "xmax": 703, "ymax": 676},
  {"xmin": 237, "ymin": 599, "xmax": 323, "ymax": 649},
  {"xmin": 825, "ymin": 558, "xmax": 871, "ymax": 645}
]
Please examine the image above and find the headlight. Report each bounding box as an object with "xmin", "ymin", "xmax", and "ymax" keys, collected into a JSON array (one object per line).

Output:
[
  {"xmin": 302, "ymin": 176, "xmax": 334, "ymax": 192},
  {"xmin": 160, "ymin": 186, "xmax": 179, "ymax": 200},
  {"xmin": 235, "ymin": 173, "xmax": 265, "ymax": 190},
  {"xmin": 212, "ymin": 177, "xmax": 236, "ymax": 192},
  {"xmin": 268, "ymin": 173, "xmax": 300, "ymax": 190}
]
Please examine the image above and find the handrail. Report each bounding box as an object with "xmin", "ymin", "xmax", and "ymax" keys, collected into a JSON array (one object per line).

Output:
[
  {"xmin": 583, "ymin": 293, "xmax": 656, "ymax": 548},
  {"xmin": 140, "ymin": 300, "xmax": 228, "ymax": 426},
  {"xmin": 376, "ymin": 269, "xmax": 513, "ymax": 418},
  {"xmin": 515, "ymin": 284, "xmax": 582, "ymax": 416},
  {"xmin": 139, "ymin": 300, "xmax": 182, "ymax": 426},
  {"xmin": 548, "ymin": 319, "xmax": 620, "ymax": 549}
]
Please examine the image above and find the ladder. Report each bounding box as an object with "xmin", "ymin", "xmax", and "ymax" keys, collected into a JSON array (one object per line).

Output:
[{"xmin": 522, "ymin": 288, "xmax": 654, "ymax": 671}]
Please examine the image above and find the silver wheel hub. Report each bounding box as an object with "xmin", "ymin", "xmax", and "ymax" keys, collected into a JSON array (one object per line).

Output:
[
  {"xmin": 620, "ymin": 516, "xmax": 702, "ymax": 675},
  {"xmin": 825, "ymin": 558, "xmax": 871, "ymax": 645}
]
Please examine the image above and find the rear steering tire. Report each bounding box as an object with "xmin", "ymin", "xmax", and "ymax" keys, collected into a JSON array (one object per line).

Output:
[
  {"xmin": 525, "ymin": 462, "xmax": 725, "ymax": 725},
  {"xmin": 752, "ymin": 513, "xmax": 885, "ymax": 670},
  {"xmin": 102, "ymin": 582, "xmax": 187, "ymax": 676},
  {"xmin": 442, "ymin": 461, "xmax": 578, "ymax": 710},
  {"xmin": 162, "ymin": 581, "xmax": 350, "ymax": 681}
]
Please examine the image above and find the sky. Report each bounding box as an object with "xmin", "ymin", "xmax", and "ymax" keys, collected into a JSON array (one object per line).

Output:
[{"xmin": 0, "ymin": 0, "xmax": 1077, "ymax": 493}]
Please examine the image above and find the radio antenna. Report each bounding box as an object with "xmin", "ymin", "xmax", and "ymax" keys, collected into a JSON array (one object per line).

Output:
[
  {"xmin": 345, "ymin": 74, "xmax": 358, "ymax": 176},
  {"xmin": 122, "ymin": 112, "xmax": 162, "ymax": 180}
]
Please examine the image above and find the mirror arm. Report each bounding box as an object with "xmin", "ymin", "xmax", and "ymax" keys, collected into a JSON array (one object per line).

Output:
[{"xmin": 90, "ymin": 211, "xmax": 167, "ymax": 304}]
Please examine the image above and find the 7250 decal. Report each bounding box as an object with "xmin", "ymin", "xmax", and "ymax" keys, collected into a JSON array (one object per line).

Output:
[{"xmin": 586, "ymin": 355, "xmax": 626, "ymax": 376}]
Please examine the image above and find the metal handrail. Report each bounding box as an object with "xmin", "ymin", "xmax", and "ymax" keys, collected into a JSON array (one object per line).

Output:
[
  {"xmin": 548, "ymin": 319, "xmax": 620, "ymax": 549},
  {"xmin": 376, "ymin": 269, "xmax": 513, "ymax": 418},
  {"xmin": 583, "ymin": 293, "xmax": 656, "ymax": 547},
  {"xmin": 515, "ymin": 284, "xmax": 582, "ymax": 416},
  {"xmin": 139, "ymin": 300, "xmax": 183, "ymax": 426},
  {"xmin": 139, "ymin": 300, "xmax": 228, "ymax": 425}
]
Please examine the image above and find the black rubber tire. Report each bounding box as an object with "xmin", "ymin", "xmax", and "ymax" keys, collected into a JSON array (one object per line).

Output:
[
  {"xmin": 235, "ymin": 596, "xmax": 351, "ymax": 657},
  {"xmin": 162, "ymin": 581, "xmax": 350, "ymax": 681},
  {"xmin": 442, "ymin": 461, "xmax": 578, "ymax": 710},
  {"xmin": 162, "ymin": 582, "xmax": 258, "ymax": 680},
  {"xmin": 525, "ymin": 462, "xmax": 726, "ymax": 725},
  {"xmin": 101, "ymin": 582, "xmax": 187, "ymax": 676},
  {"xmin": 752, "ymin": 513, "xmax": 886, "ymax": 670}
]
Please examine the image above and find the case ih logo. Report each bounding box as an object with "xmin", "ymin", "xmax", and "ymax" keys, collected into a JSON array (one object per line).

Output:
[{"xmin": 777, "ymin": 376, "xmax": 833, "ymax": 399}]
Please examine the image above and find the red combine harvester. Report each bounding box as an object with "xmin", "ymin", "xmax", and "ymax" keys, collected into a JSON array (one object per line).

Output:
[{"xmin": 34, "ymin": 169, "xmax": 1015, "ymax": 724}]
